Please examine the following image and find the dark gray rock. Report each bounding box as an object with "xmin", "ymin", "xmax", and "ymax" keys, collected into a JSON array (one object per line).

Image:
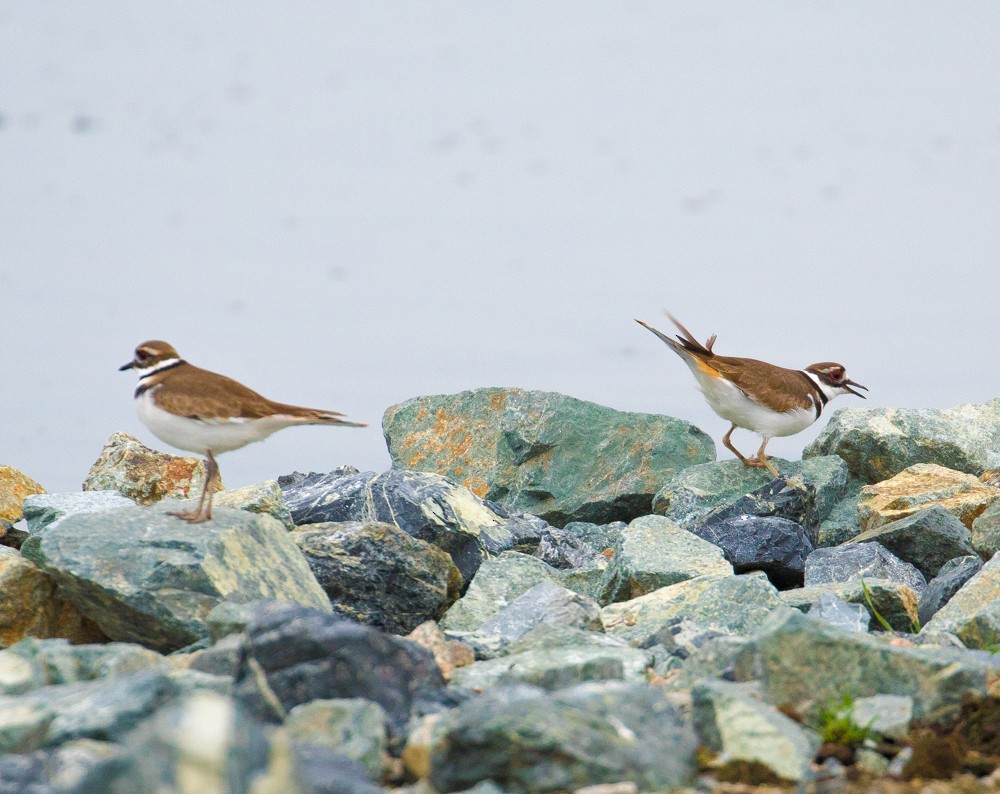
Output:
[
  {"xmin": 808, "ymin": 593, "xmax": 871, "ymax": 633},
  {"xmin": 280, "ymin": 467, "xmax": 525, "ymax": 584},
  {"xmin": 849, "ymin": 506, "xmax": 977, "ymax": 579},
  {"xmin": 531, "ymin": 528, "xmax": 604, "ymax": 569},
  {"xmin": 690, "ymin": 514, "xmax": 813, "ymax": 589},
  {"xmin": 918, "ymin": 555, "xmax": 986, "ymax": 626},
  {"xmin": 804, "ymin": 542, "xmax": 927, "ymax": 594},
  {"xmin": 286, "ymin": 744, "xmax": 385, "ymax": 794},
  {"xmin": 690, "ymin": 476, "xmax": 822, "ymax": 544},
  {"xmin": 291, "ymin": 521, "xmax": 462, "ymax": 634},
  {"xmin": 428, "ymin": 682, "xmax": 696, "ymax": 792},
  {"xmin": 232, "ymin": 603, "xmax": 446, "ymax": 741}
]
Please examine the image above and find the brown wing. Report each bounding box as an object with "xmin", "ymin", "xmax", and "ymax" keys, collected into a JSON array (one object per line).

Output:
[{"xmin": 710, "ymin": 356, "xmax": 819, "ymax": 413}]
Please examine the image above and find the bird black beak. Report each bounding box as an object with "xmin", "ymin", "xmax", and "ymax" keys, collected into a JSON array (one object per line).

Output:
[
  {"xmin": 845, "ymin": 379, "xmax": 868, "ymax": 398},
  {"xmin": 119, "ymin": 361, "xmax": 135, "ymax": 371}
]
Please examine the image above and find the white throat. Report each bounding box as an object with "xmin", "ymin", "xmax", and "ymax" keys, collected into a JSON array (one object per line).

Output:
[{"xmin": 802, "ymin": 370, "xmax": 839, "ymax": 402}]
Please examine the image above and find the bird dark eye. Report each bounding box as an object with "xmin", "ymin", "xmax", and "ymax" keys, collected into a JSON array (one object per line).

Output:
[{"xmin": 830, "ymin": 368, "xmax": 844, "ymax": 381}]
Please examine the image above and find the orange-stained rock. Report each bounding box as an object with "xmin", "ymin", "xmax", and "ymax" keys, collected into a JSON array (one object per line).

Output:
[
  {"xmin": 83, "ymin": 432, "xmax": 222, "ymax": 505},
  {"xmin": 0, "ymin": 466, "xmax": 45, "ymax": 525},
  {"xmin": 858, "ymin": 463, "xmax": 1000, "ymax": 532},
  {"xmin": 405, "ymin": 620, "xmax": 474, "ymax": 681}
]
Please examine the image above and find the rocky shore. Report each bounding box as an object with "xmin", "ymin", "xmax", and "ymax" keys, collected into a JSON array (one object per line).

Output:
[{"xmin": 2, "ymin": 388, "xmax": 1000, "ymax": 793}]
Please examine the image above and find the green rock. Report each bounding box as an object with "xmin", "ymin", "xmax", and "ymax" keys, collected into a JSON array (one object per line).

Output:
[
  {"xmin": 599, "ymin": 514, "xmax": 732, "ymax": 604},
  {"xmin": 284, "ymin": 698, "xmax": 388, "ymax": 780},
  {"xmin": 213, "ymin": 480, "xmax": 294, "ymax": 530},
  {"xmin": 972, "ymin": 499, "xmax": 1000, "ymax": 558},
  {"xmin": 0, "ymin": 702, "xmax": 54, "ymax": 753},
  {"xmin": 804, "ymin": 399, "xmax": 1000, "ymax": 483},
  {"xmin": 817, "ymin": 481, "xmax": 864, "ymax": 547},
  {"xmin": 601, "ymin": 572, "xmax": 786, "ymax": 645},
  {"xmin": 383, "ymin": 388, "xmax": 715, "ymax": 526},
  {"xmin": 429, "ymin": 682, "xmax": 696, "ymax": 792},
  {"xmin": 555, "ymin": 559, "xmax": 609, "ymax": 601},
  {"xmin": 21, "ymin": 504, "xmax": 331, "ymax": 653},
  {"xmin": 205, "ymin": 600, "xmax": 266, "ymax": 643},
  {"xmin": 22, "ymin": 491, "xmax": 134, "ymax": 535},
  {"xmin": 780, "ymin": 579, "xmax": 920, "ymax": 633},
  {"xmin": 692, "ymin": 679, "xmax": 820, "ymax": 783},
  {"xmin": 922, "ymin": 554, "xmax": 1000, "ymax": 648},
  {"xmin": 731, "ymin": 609, "xmax": 1000, "ymax": 720},
  {"xmin": 849, "ymin": 694, "xmax": 914, "ymax": 740}
]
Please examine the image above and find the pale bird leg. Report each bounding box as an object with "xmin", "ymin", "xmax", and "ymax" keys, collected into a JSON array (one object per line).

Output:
[
  {"xmin": 168, "ymin": 450, "xmax": 219, "ymax": 524},
  {"xmin": 722, "ymin": 424, "xmax": 752, "ymax": 466},
  {"xmin": 746, "ymin": 437, "xmax": 780, "ymax": 478}
]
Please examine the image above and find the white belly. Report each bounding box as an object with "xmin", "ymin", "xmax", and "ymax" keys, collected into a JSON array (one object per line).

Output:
[
  {"xmin": 136, "ymin": 389, "xmax": 290, "ymax": 455},
  {"xmin": 687, "ymin": 364, "xmax": 817, "ymax": 439}
]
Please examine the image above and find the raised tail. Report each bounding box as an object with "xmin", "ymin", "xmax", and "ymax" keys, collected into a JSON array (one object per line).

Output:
[{"xmin": 635, "ymin": 315, "xmax": 717, "ymax": 358}]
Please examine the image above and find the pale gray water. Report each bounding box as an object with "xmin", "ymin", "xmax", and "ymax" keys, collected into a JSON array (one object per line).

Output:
[{"xmin": 4, "ymin": 3, "xmax": 1000, "ymax": 494}]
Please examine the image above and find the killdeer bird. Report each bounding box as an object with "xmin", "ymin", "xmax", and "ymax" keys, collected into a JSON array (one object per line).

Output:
[
  {"xmin": 120, "ymin": 340, "xmax": 365, "ymax": 523},
  {"xmin": 636, "ymin": 315, "xmax": 866, "ymax": 477}
]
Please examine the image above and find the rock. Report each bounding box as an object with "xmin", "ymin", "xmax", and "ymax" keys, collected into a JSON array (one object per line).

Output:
[
  {"xmin": 382, "ymin": 387, "xmax": 715, "ymax": 526},
  {"xmin": 204, "ymin": 600, "xmax": 265, "ymax": 643},
  {"xmin": 0, "ymin": 739, "xmax": 127, "ymax": 793},
  {"xmin": 972, "ymin": 499, "xmax": 1000, "ymax": 558},
  {"xmin": 805, "ymin": 399, "xmax": 1000, "ymax": 482},
  {"xmin": 291, "ymin": 521, "xmax": 462, "ymax": 634},
  {"xmin": 21, "ymin": 503, "xmax": 330, "ymax": 653},
  {"xmin": 232, "ymin": 603, "xmax": 446, "ymax": 740},
  {"xmin": 857, "ymin": 463, "xmax": 1000, "ymax": 532},
  {"xmin": 918, "ymin": 556, "xmax": 984, "ymax": 625},
  {"xmin": 601, "ymin": 572, "xmax": 786, "ymax": 646},
  {"xmin": 531, "ymin": 528, "xmax": 605, "ymax": 569},
  {"xmin": 439, "ymin": 552, "xmax": 559, "ymax": 633},
  {"xmin": 848, "ymin": 694, "xmax": 914, "ymax": 740},
  {"xmin": 599, "ymin": 515, "xmax": 732, "ymax": 604},
  {"xmin": 653, "ymin": 456, "xmax": 848, "ymax": 527},
  {"xmin": 922, "ymin": 554, "xmax": 1000, "ymax": 648},
  {"xmin": 212, "ymin": 479, "xmax": 294, "ymax": 529},
  {"xmin": 782, "ymin": 579, "xmax": 920, "ymax": 633},
  {"xmin": 82, "ymin": 432, "xmax": 220, "ymax": 504},
  {"xmin": 808, "ymin": 593, "xmax": 871, "ymax": 633},
  {"xmin": 0, "ymin": 466, "xmax": 44, "ymax": 525},
  {"xmin": 22, "ymin": 490, "xmax": 135, "ymax": 535},
  {"xmin": 0, "ymin": 547, "xmax": 106, "ymax": 648},
  {"xmin": 689, "ymin": 515, "xmax": 813, "ymax": 590},
  {"xmin": 406, "ymin": 621, "xmax": 475, "ymax": 681},
  {"xmin": 449, "ymin": 644, "xmax": 652, "ymax": 692},
  {"xmin": 280, "ymin": 467, "xmax": 530, "ymax": 584},
  {"xmin": 560, "ymin": 521, "xmax": 626, "ymax": 554},
  {"xmin": 805, "ymin": 542, "xmax": 927, "ymax": 594},
  {"xmin": 284, "ymin": 698, "xmax": 387, "ymax": 780},
  {"xmin": 849, "ymin": 506, "xmax": 977, "ymax": 579},
  {"xmin": 474, "ymin": 581, "xmax": 602, "ymax": 646},
  {"xmin": 692, "ymin": 679, "xmax": 820, "ymax": 783},
  {"xmin": 817, "ymin": 482, "xmax": 865, "ymax": 547},
  {"xmin": 428, "ymin": 682, "xmax": 696, "ymax": 792}
]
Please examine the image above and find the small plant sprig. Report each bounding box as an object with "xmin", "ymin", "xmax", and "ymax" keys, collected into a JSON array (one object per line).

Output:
[{"xmin": 816, "ymin": 694, "xmax": 876, "ymax": 747}]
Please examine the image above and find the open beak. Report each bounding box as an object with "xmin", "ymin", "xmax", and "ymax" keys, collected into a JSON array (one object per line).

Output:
[
  {"xmin": 119, "ymin": 360, "xmax": 135, "ymax": 371},
  {"xmin": 845, "ymin": 379, "xmax": 868, "ymax": 399}
]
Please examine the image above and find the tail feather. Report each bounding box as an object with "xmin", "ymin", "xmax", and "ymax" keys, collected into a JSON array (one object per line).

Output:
[{"xmin": 636, "ymin": 315, "xmax": 717, "ymax": 358}]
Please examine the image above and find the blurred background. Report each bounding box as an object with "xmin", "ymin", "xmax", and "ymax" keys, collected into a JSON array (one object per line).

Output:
[{"xmin": 3, "ymin": 3, "xmax": 999, "ymax": 494}]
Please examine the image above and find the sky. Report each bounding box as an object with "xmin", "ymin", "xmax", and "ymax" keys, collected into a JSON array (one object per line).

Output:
[{"xmin": 3, "ymin": 3, "xmax": 1000, "ymax": 494}]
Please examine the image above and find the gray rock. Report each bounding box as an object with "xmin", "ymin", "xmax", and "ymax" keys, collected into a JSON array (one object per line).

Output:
[
  {"xmin": 382, "ymin": 387, "xmax": 716, "ymax": 526},
  {"xmin": 849, "ymin": 694, "xmax": 914, "ymax": 741},
  {"xmin": 849, "ymin": 506, "xmax": 977, "ymax": 579},
  {"xmin": 689, "ymin": 514, "xmax": 813, "ymax": 589},
  {"xmin": 204, "ymin": 600, "xmax": 266, "ymax": 643},
  {"xmin": 922, "ymin": 553, "xmax": 1000, "ymax": 648},
  {"xmin": 22, "ymin": 491, "xmax": 134, "ymax": 535},
  {"xmin": 809, "ymin": 593, "xmax": 871, "ymax": 633},
  {"xmin": 560, "ymin": 521, "xmax": 626, "ymax": 554},
  {"xmin": 475, "ymin": 581, "xmax": 602, "ymax": 646},
  {"xmin": 211, "ymin": 479, "xmax": 295, "ymax": 530},
  {"xmin": 817, "ymin": 481, "xmax": 865, "ymax": 547},
  {"xmin": 692, "ymin": 679, "xmax": 820, "ymax": 783},
  {"xmin": 599, "ymin": 515, "xmax": 732, "ymax": 604},
  {"xmin": 0, "ymin": 739, "xmax": 128, "ymax": 794},
  {"xmin": 531, "ymin": 528, "xmax": 604, "ymax": 569},
  {"xmin": 782, "ymin": 579, "xmax": 920, "ymax": 633},
  {"xmin": 284, "ymin": 698, "xmax": 388, "ymax": 780},
  {"xmin": 21, "ymin": 504, "xmax": 330, "ymax": 653},
  {"xmin": 291, "ymin": 521, "xmax": 462, "ymax": 634},
  {"xmin": 804, "ymin": 399, "xmax": 1000, "ymax": 483},
  {"xmin": 280, "ymin": 467, "xmax": 527, "ymax": 584},
  {"xmin": 972, "ymin": 499, "xmax": 1000, "ymax": 558},
  {"xmin": 428, "ymin": 682, "xmax": 696, "ymax": 792},
  {"xmin": 918, "ymin": 555, "xmax": 984, "ymax": 625},
  {"xmin": 805, "ymin": 542, "xmax": 927, "ymax": 594}
]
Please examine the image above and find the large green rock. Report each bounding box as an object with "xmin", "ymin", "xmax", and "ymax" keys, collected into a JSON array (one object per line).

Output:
[
  {"xmin": 922, "ymin": 554, "xmax": 1000, "ymax": 648},
  {"xmin": 21, "ymin": 503, "xmax": 331, "ymax": 653},
  {"xmin": 780, "ymin": 579, "xmax": 920, "ymax": 632},
  {"xmin": 804, "ymin": 399, "xmax": 1000, "ymax": 483},
  {"xmin": 383, "ymin": 388, "xmax": 715, "ymax": 526}
]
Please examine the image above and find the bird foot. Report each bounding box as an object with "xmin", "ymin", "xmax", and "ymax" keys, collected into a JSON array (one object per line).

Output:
[
  {"xmin": 743, "ymin": 457, "xmax": 781, "ymax": 478},
  {"xmin": 167, "ymin": 509, "xmax": 212, "ymax": 524}
]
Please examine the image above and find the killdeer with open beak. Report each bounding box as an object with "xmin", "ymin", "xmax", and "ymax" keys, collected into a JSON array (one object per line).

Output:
[
  {"xmin": 636, "ymin": 315, "xmax": 867, "ymax": 477},
  {"xmin": 120, "ymin": 340, "xmax": 365, "ymax": 523}
]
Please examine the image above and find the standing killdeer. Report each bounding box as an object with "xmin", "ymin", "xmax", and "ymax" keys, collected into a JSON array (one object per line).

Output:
[
  {"xmin": 636, "ymin": 315, "xmax": 867, "ymax": 477},
  {"xmin": 120, "ymin": 340, "xmax": 365, "ymax": 523}
]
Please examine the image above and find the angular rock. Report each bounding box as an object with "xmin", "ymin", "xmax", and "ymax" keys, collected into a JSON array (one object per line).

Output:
[
  {"xmin": 858, "ymin": 463, "xmax": 1000, "ymax": 532},
  {"xmin": 212, "ymin": 479, "xmax": 294, "ymax": 529},
  {"xmin": 475, "ymin": 581, "xmax": 602, "ymax": 645},
  {"xmin": 83, "ymin": 432, "xmax": 220, "ymax": 504},
  {"xmin": 204, "ymin": 600, "xmax": 264, "ymax": 643},
  {"xmin": 22, "ymin": 490, "xmax": 135, "ymax": 535},
  {"xmin": 280, "ymin": 467, "xmax": 531, "ymax": 584},
  {"xmin": 731, "ymin": 608, "xmax": 1000, "ymax": 720},
  {"xmin": 21, "ymin": 503, "xmax": 330, "ymax": 653},
  {"xmin": 255, "ymin": 733, "xmax": 384, "ymax": 794},
  {"xmin": 382, "ymin": 387, "xmax": 716, "ymax": 526},
  {"xmin": 972, "ymin": 499, "xmax": 1000, "ymax": 559},
  {"xmin": 291, "ymin": 521, "xmax": 462, "ymax": 634},
  {"xmin": 849, "ymin": 694, "xmax": 914, "ymax": 741},
  {"xmin": 601, "ymin": 572, "xmax": 786, "ymax": 646},
  {"xmin": 428, "ymin": 682, "xmax": 696, "ymax": 792},
  {"xmin": 531, "ymin": 528, "xmax": 605, "ymax": 569},
  {"xmin": 0, "ymin": 548, "xmax": 106, "ymax": 648},
  {"xmin": 692, "ymin": 679, "xmax": 820, "ymax": 783},
  {"xmin": 599, "ymin": 515, "xmax": 732, "ymax": 604},
  {"xmin": 284, "ymin": 698, "xmax": 387, "ymax": 780},
  {"xmin": 0, "ymin": 739, "xmax": 127, "ymax": 793},
  {"xmin": 922, "ymin": 554, "xmax": 1000, "ymax": 648},
  {"xmin": 804, "ymin": 399, "xmax": 1000, "ymax": 483},
  {"xmin": 849, "ymin": 505, "xmax": 977, "ymax": 579},
  {"xmin": 232, "ymin": 603, "xmax": 446, "ymax": 739},
  {"xmin": 782, "ymin": 579, "xmax": 920, "ymax": 633},
  {"xmin": 817, "ymin": 482, "xmax": 865, "ymax": 547},
  {"xmin": 918, "ymin": 555, "xmax": 984, "ymax": 625},
  {"xmin": 690, "ymin": 514, "xmax": 812, "ymax": 589},
  {"xmin": 805, "ymin": 542, "xmax": 927, "ymax": 594},
  {"xmin": 406, "ymin": 621, "xmax": 475, "ymax": 681},
  {"xmin": 809, "ymin": 593, "xmax": 871, "ymax": 633},
  {"xmin": 0, "ymin": 465, "xmax": 44, "ymax": 525},
  {"xmin": 560, "ymin": 521, "xmax": 626, "ymax": 554}
]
